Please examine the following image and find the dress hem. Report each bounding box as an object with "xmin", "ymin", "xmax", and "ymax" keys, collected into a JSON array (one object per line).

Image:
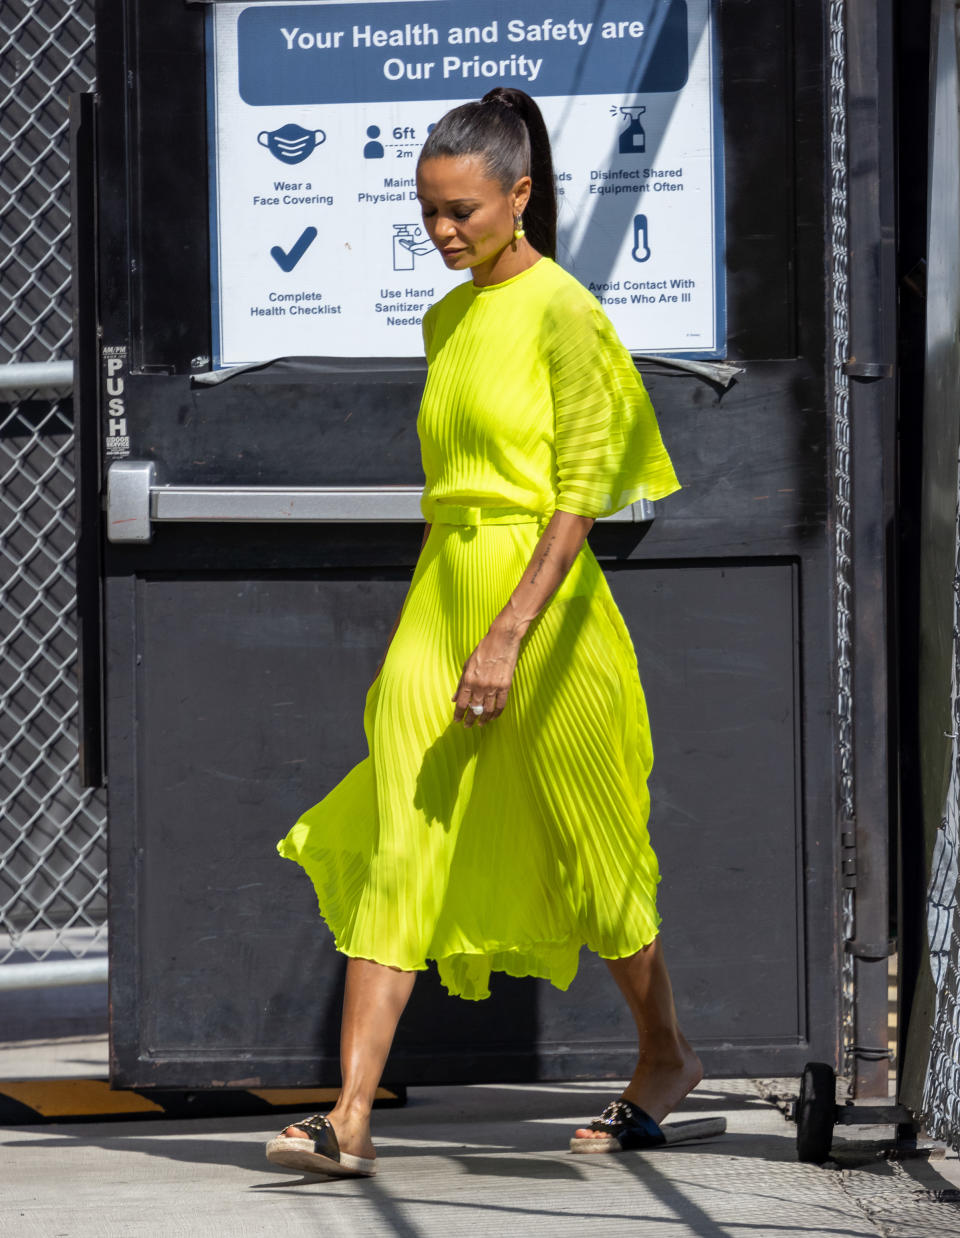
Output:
[{"xmin": 291, "ymin": 879, "xmax": 662, "ymax": 1001}]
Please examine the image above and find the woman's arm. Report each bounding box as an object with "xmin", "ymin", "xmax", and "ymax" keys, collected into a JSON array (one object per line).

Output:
[
  {"xmin": 452, "ymin": 509, "xmax": 594, "ymax": 725},
  {"xmin": 370, "ymin": 522, "xmax": 432, "ymax": 687}
]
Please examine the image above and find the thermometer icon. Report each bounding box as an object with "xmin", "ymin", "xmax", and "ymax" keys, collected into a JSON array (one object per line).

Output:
[{"xmin": 631, "ymin": 214, "xmax": 651, "ymax": 263}]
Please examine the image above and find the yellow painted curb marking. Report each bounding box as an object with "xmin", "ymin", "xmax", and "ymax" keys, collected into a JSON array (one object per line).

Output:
[
  {"xmin": 249, "ymin": 1086, "xmax": 397, "ymax": 1104},
  {"xmin": 1, "ymin": 1080, "xmax": 164, "ymax": 1116}
]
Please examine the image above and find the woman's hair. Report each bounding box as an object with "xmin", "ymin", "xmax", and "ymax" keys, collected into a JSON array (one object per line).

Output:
[{"xmin": 418, "ymin": 87, "xmax": 557, "ymax": 259}]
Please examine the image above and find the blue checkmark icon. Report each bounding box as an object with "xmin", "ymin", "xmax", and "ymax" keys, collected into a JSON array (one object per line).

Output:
[{"xmin": 270, "ymin": 226, "xmax": 318, "ymax": 272}]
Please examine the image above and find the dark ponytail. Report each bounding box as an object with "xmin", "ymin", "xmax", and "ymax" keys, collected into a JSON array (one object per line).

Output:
[{"xmin": 418, "ymin": 87, "xmax": 557, "ymax": 259}]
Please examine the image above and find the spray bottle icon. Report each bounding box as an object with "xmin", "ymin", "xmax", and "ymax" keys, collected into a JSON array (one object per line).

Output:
[
  {"xmin": 631, "ymin": 215, "xmax": 651, "ymax": 263},
  {"xmin": 617, "ymin": 106, "xmax": 646, "ymax": 154}
]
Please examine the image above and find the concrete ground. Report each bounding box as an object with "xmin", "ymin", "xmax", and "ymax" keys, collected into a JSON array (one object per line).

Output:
[{"xmin": 2, "ymin": 1036, "xmax": 960, "ymax": 1238}]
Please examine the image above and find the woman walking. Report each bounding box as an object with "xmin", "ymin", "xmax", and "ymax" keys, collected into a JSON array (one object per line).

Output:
[{"xmin": 267, "ymin": 87, "xmax": 718, "ymax": 1178}]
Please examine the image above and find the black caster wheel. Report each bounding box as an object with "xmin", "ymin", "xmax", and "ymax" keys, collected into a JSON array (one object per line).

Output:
[{"xmin": 796, "ymin": 1061, "xmax": 837, "ymax": 1163}]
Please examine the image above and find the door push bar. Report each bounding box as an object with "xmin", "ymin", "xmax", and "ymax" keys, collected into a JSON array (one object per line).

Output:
[{"xmin": 105, "ymin": 460, "xmax": 655, "ymax": 543}]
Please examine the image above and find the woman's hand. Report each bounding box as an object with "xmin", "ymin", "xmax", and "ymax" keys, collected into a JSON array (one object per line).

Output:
[{"xmin": 452, "ymin": 619, "xmax": 522, "ymax": 727}]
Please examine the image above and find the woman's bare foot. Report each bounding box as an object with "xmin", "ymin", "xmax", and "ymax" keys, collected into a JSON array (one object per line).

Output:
[
  {"xmin": 283, "ymin": 1105, "xmax": 376, "ymax": 1162},
  {"xmin": 573, "ymin": 1035, "xmax": 703, "ymax": 1140}
]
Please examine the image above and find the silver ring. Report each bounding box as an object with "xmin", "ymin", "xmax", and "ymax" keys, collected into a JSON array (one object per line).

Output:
[{"xmin": 469, "ymin": 703, "xmax": 484, "ymax": 716}]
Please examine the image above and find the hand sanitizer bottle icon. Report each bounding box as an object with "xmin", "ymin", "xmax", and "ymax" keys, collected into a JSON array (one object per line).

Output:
[
  {"xmin": 393, "ymin": 224, "xmax": 417, "ymax": 270},
  {"xmin": 631, "ymin": 215, "xmax": 651, "ymax": 263},
  {"xmin": 393, "ymin": 224, "xmax": 435, "ymax": 271}
]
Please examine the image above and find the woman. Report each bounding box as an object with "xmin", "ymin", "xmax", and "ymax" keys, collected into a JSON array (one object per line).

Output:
[{"xmin": 266, "ymin": 88, "xmax": 715, "ymax": 1179}]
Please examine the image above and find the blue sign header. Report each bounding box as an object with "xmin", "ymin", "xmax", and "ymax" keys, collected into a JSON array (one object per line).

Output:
[{"xmin": 238, "ymin": 0, "xmax": 689, "ymax": 105}]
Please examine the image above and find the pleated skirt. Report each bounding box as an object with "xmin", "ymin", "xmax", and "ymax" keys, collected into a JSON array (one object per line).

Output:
[{"xmin": 276, "ymin": 514, "xmax": 662, "ymax": 1000}]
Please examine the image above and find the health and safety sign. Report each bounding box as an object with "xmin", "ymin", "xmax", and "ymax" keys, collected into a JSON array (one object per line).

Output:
[{"xmin": 208, "ymin": 0, "xmax": 724, "ymax": 365}]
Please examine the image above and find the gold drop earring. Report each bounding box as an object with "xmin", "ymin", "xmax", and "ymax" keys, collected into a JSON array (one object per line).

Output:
[{"xmin": 513, "ymin": 213, "xmax": 525, "ymax": 241}]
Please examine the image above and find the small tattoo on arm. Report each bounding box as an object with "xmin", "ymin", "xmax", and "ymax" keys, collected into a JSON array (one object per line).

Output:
[{"xmin": 529, "ymin": 535, "xmax": 556, "ymax": 585}]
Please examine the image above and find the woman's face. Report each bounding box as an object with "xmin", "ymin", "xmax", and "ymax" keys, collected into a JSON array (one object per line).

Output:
[{"xmin": 416, "ymin": 154, "xmax": 531, "ymax": 286}]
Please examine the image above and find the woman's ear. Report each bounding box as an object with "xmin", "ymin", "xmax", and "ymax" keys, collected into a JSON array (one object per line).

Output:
[{"xmin": 512, "ymin": 175, "xmax": 532, "ymax": 216}]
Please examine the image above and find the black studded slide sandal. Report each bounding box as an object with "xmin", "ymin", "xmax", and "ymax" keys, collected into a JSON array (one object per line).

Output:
[
  {"xmin": 265, "ymin": 1113, "xmax": 376, "ymax": 1177},
  {"xmin": 569, "ymin": 1097, "xmax": 726, "ymax": 1154}
]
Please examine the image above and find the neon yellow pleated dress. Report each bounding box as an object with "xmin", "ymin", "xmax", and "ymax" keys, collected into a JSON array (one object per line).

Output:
[{"xmin": 277, "ymin": 257, "xmax": 681, "ymax": 1000}]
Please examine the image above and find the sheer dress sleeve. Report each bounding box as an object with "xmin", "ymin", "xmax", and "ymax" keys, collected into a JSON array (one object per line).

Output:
[{"xmin": 547, "ymin": 293, "xmax": 681, "ymax": 519}]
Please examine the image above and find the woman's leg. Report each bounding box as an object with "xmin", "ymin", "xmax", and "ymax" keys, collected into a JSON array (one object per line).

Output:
[
  {"xmin": 285, "ymin": 957, "xmax": 416, "ymax": 1159},
  {"xmin": 575, "ymin": 935, "xmax": 702, "ymax": 1138}
]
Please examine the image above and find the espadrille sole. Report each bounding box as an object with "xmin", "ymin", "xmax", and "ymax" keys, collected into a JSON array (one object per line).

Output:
[{"xmin": 265, "ymin": 1134, "xmax": 376, "ymax": 1177}]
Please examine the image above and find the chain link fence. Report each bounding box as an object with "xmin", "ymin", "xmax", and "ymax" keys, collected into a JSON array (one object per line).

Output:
[
  {"xmin": 0, "ymin": 0, "xmax": 106, "ymax": 966},
  {"xmin": 919, "ymin": 437, "xmax": 960, "ymax": 1151},
  {"xmin": 828, "ymin": 0, "xmax": 857, "ymax": 1085}
]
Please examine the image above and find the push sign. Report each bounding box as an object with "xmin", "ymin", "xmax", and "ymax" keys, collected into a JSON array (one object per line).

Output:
[{"xmin": 207, "ymin": 0, "xmax": 724, "ymax": 365}]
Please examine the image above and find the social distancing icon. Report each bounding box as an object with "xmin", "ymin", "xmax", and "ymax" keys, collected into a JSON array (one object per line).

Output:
[{"xmin": 364, "ymin": 125, "xmax": 385, "ymax": 158}]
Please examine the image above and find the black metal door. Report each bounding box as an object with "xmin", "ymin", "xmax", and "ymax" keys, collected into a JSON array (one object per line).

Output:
[{"xmin": 79, "ymin": 0, "xmax": 896, "ymax": 1089}]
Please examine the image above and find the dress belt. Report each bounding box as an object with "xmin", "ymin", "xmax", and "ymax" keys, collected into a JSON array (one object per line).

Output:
[{"xmin": 426, "ymin": 502, "xmax": 547, "ymax": 527}]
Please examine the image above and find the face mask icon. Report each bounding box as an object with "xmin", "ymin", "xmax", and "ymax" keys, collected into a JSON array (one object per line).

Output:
[{"xmin": 257, "ymin": 124, "xmax": 326, "ymax": 164}]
